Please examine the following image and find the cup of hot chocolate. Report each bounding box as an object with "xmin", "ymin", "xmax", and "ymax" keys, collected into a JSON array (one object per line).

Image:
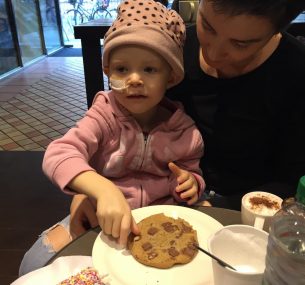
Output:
[{"xmin": 241, "ymin": 191, "xmax": 282, "ymax": 232}]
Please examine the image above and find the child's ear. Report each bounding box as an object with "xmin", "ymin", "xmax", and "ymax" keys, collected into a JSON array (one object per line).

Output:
[
  {"xmin": 104, "ymin": 67, "xmax": 109, "ymax": 76},
  {"xmin": 166, "ymin": 71, "xmax": 177, "ymax": 89}
]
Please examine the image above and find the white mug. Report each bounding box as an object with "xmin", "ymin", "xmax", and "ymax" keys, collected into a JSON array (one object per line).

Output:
[
  {"xmin": 208, "ymin": 225, "xmax": 268, "ymax": 285},
  {"xmin": 178, "ymin": 1, "xmax": 199, "ymax": 23},
  {"xmin": 241, "ymin": 191, "xmax": 282, "ymax": 232}
]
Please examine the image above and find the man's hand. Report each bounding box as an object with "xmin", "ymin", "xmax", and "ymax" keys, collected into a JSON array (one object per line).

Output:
[
  {"xmin": 169, "ymin": 162, "xmax": 199, "ymax": 205},
  {"xmin": 70, "ymin": 194, "xmax": 98, "ymax": 239}
]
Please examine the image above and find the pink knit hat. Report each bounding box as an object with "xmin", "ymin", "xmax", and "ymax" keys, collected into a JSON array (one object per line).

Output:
[{"xmin": 103, "ymin": 0, "xmax": 186, "ymax": 86}]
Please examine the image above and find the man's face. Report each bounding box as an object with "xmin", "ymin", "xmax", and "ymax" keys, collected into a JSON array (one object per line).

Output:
[{"xmin": 196, "ymin": 0, "xmax": 275, "ymax": 72}]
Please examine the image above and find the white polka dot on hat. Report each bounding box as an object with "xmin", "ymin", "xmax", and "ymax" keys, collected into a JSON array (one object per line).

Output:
[{"xmin": 103, "ymin": 0, "xmax": 186, "ymax": 85}]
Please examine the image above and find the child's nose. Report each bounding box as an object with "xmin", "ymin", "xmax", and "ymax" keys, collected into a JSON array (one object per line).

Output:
[{"xmin": 127, "ymin": 72, "xmax": 143, "ymax": 87}]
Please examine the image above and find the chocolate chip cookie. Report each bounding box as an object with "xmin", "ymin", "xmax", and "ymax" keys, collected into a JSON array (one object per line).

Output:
[{"xmin": 127, "ymin": 213, "xmax": 198, "ymax": 269}]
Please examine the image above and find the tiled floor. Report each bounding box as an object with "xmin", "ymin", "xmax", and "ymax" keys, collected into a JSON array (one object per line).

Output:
[{"xmin": 0, "ymin": 57, "xmax": 88, "ymax": 151}]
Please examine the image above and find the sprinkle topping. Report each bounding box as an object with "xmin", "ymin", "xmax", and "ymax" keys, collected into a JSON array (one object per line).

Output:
[{"xmin": 57, "ymin": 267, "xmax": 104, "ymax": 285}]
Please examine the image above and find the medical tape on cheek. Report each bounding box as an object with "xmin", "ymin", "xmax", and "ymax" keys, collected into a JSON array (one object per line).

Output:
[{"xmin": 109, "ymin": 78, "xmax": 128, "ymax": 92}]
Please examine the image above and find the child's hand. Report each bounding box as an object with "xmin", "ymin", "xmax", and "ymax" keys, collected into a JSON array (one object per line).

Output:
[
  {"xmin": 68, "ymin": 171, "xmax": 140, "ymax": 248},
  {"xmin": 95, "ymin": 184, "xmax": 140, "ymax": 247},
  {"xmin": 168, "ymin": 162, "xmax": 199, "ymax": 205}
]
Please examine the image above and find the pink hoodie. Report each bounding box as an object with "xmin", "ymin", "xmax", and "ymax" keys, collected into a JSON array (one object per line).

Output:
[{"xmin": 43, "ymin": 91, "xmax": 205, "ymax": 209}]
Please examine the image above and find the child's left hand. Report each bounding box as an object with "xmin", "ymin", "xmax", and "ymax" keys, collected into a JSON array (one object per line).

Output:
[{"xmin": 168, "ymin": 162, "xmax": 199, "ymax": 205}]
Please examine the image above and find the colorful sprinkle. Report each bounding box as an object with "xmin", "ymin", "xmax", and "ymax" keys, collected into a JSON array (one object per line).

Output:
[{"xmin": 58, "ymin": 267, "xmax": 104, "ymax": 285}]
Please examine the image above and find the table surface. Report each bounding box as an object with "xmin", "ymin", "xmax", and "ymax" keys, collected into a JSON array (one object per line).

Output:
[{"xmin": 47, "ymin": 206, "xmax": 241, "ymax": 264}]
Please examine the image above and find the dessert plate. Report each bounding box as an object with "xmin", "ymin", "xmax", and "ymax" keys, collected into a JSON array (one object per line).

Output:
[
  {"xmin": 92, "ymin": 205, "xmax": 223, "ymax": 285},
  {"xmin": 11, "ymin": 256, "xmax": 92, "ymax": 285}
]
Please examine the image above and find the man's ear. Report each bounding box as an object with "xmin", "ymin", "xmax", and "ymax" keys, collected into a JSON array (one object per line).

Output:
[{"xmin": 166, "ymin": 71, "xmax": 177, "ymax": 89}]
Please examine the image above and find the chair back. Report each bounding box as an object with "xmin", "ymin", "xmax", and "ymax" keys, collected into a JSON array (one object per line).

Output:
[{"xmin": 171, "ymin": 0, "xmax": 199, "ymax": 24}]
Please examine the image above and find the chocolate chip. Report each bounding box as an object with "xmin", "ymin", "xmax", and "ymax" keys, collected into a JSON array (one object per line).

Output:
[
  {"xmin": 148, "ymin": 251, "xmax": 158, "ymax": 260},
  {"xmin": 147, "ymin": 226, "xmax": 159, "ymax": 235},
  {"xmin": 142, "ymin": 242, "xmax": 152, "ymax": 251},
  {"xmin": 162, "ymin": 222, "xmax": 178, "ymax": 233},
  {"xmin": 182, "ymin": 246, "xmax": 196, "ymax": 257},
  {"xmin": 168, "ymin": 247, "xmax": 180, "ymax": 257}
]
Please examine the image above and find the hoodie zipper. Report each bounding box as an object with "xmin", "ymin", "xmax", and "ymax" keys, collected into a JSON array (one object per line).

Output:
[
  {"xmin": 139, "ymin": 132, "xmax": 149, "ymax": 169},
  {"xmin": 139, "ymin": 132, "xmax": 149, "ymax": 207},
  {"xmin": 144, "ymin": 133, "xmax": 148, "ymax": 144},
  {"xmin": 140, "ymin": 185, "xmax": 143, "ymax": 208}
]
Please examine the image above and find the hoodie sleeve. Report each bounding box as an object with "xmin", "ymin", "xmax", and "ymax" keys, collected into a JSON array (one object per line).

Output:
[
  {"xmin": 42, "ymin": 92, "xmax": 114, "ymax": 194},
  {"xmin": 169, "ymin": 127, "xmax": 206, "ymax": 202}
]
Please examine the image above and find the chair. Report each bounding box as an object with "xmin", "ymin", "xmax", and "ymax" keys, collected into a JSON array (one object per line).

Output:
[{"xmin": 171, "ymin": 0, "xmax": 199, "ymax": 24}]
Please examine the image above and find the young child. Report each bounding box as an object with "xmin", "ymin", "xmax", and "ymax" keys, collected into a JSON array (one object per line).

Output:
[{"xmin": 19, "ymin": 0, "xmax": 205, "ymax": 275}]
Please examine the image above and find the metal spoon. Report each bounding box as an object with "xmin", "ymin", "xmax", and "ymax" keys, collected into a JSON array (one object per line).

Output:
[{"xmin": 193, "ymin": 244, "xmax": 237, "ymax": 271}]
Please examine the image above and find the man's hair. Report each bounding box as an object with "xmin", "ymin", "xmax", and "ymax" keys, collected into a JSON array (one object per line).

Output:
[{"xmin": 207, "ymin": 0, "xmax": 305, "ymax": 32}]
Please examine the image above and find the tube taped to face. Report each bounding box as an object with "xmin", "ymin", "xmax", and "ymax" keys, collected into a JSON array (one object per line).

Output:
[{"xmin": 109, "ymin": 77, "xmax": 128, "ymax": 92}]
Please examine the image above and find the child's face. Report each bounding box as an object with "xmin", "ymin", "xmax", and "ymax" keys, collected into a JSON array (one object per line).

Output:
[{"xmin": 107, "ymin": 45, "xmax": 174, "ymax": 116}]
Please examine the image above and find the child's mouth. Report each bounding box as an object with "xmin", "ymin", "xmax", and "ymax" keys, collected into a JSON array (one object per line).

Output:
[{"xmin": 127, "ymin": 95, "xmax": 146, "ymax": 99}]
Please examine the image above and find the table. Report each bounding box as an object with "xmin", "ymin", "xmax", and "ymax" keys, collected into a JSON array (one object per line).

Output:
[
  {"xmin": 74, "ymin": 18, "xmax": 113, "ymax": 108},
  {"xmin": 0, "ymin": 151, "xmax": 71, "ymax": 284},
  {"xmin": 47, "ymin": 206, "xmax": 241, "ymax": 264}
]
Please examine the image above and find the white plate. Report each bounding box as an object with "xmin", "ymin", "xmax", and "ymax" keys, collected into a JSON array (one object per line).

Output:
[
  {"xmin": 11, "ymin": 256, "xmax": 93, "ymax": 285},
  {"xmin": 92, "ymin": 205, "xmax": 223, "ymax": 285}
]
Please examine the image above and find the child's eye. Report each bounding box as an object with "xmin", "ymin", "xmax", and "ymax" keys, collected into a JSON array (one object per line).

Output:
[
  {"xmin": 115, "ymin": 66, "xmax": 128, "ymax": 73},
  {"xmin": 144, "ymin": 67, "xmax": 157, "ymax": 73}
]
